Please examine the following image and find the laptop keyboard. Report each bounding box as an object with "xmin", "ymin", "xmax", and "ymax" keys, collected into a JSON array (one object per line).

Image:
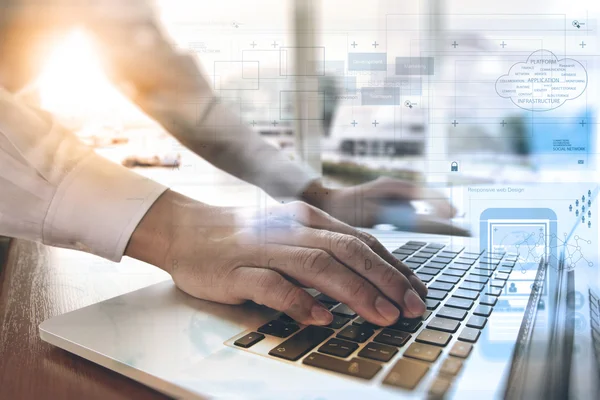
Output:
[{"xmin": 230, "ymin": 241, "xmax": 518, "ymax": 396}]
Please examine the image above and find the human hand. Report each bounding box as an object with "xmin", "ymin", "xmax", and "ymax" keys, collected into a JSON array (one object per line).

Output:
[
  {"xmin": 126, "ymin": 190, "xmax": 428, "ymax": 327},
  {"xmin": 302, "ymin": 177, "xmax": 470, "ymax": 236}
]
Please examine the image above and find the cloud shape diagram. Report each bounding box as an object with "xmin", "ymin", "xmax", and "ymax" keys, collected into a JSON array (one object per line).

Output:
[{"xmin": 495, "ymin": 49, "xmax": 587, "ymax": 111}]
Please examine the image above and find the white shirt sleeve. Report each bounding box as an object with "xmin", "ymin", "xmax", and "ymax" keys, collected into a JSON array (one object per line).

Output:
[{"xmin": 0, "ymin": 88, "xmax": 167, "ymax": 261}]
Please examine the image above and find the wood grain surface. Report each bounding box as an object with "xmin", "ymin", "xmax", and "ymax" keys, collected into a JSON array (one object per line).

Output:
[{"xmin": 0, "ymin": 239, "xmax": 172, "ymax": 399}]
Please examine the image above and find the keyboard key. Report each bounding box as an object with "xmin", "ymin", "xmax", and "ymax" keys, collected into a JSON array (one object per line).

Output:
[
  {"xmin": 448, "ymin": 263, "xmax": 471, "ymax": 271},
  {"xmin": 427, "ymin": 317, "xmax": 460, "ymax": 333},
  {"xmin": 269, "ymin": 325, "xmax": 334, "ymax": 361},
  {"xmin": 485, "ymin": 287, "xmax": 503, "ymax": 296},
  {"xmin": 494, "ymin": 272, "xmax": 511, "ymax": 281},
  {"xmin": 482, "ymin": 255, "xmax": 502, "ymax": 262},
  {"xmin": 319, "ymin": 338, "xmax": 359, "ymax": 358},
  {"xmin": 428, "ymin": 377, "xmax": 452, "ymax": 398},
  {"xmin": 466, "ymin": 315, "xmax": 487, "ymax": 329},
  {"xmin": 427, "ymin": 243, "xmax": 446, "ymax": 249},
  {"xmin": 410, "ymin": 256, "xmax": 430, "ymax": 264},
  {"xmin": 473, "ymin": 305, "xmax": 493, "ymax": 317},
  {"xmin": 490, "ymin": 279, "xmax": 506, "ymax": 288},
  {"xmin": 383, "ymin": 358, "xmax": 430, "ymax": 390},
  {"xmin": 426, "ymin": 299, "xmax": 441, "ymax": 310},
  {"xmin": 327, "ymin": 315, "xmax": 350, "ymax": 329},
  {"xmin": 358, "ymin": 342, "xmax": 398, "ymax": 362},
  {"xmin": 437, "ymin": 306, "xmax": 467, "ymax": 321},
  {"xmin": 399, "ymin": 245, "xmax": 421, "ymax": 252},
  {"xmin": 426, "ymin": 289, "xmax": 448, "ymax": 301},
  {"xmin": 352, "ymin": 317, "xmax": 379, "ymax": 329},
  {"xmin": 419, "ymin": 248, "xmax": 438, "ymax": 254},
  {"xmin": 337, "ymin": 325, "xmax": 374, "ymax": 343},
  {"xmin": 390, "ymin": 317, "xmax": 423, "ymax": 333},
  {"xmin": 471, "ymin": 269, "xmax": 494, "ymax": 277},
  {"xmin": 497, "ymin": 267, "xmax": 512, "ymax": 274},
  {"xmin": 460, "ymin": 281, "xmax": 485, "ymax": 292},
  {"xmin": 303, "ymin": 353, "xmax": 381, "ymax": 380},
  {"xmin": 453, "ymin": 289, "xmax": 479, "ymax": 300},
  {"xmin": 429, "ymin": 281, "xmax": 454, "ymax": 291},
  {"xmin": 278, "ymin": 313, "xmax": 295, "ymax": 323},
  {"xmin": 478, "ymin": 261, "xmax": 499, "ymax": 268},
  {"xmin": 406, "ymin": 241, "xmax": 427, "ymax": 247},
  {"xmin": 234, "ymin": 332, "xmax": 265, "ymax": 348},
  {"xmin": 404, "ymin": 342, "xmax": 442, "ymax": 362},
  {"xmin": 315, "ymin": 293, "xmax": 339, "ymax": 305},
  {"xmin": 441, "ymin": 248, "xmax": 463, "ymax": 256},
  {"xmin": 416, "ymin": 273, "xmax": 434, "ymax": 283},
  {"xmin": 393, "ymin": 254, "xmax": 407, "ymax": 261},
  {"xmin": 415, "ymin": 251, "xmax": 434, "ymax": 259},
  {"xmin": 445, "ymin": 297, "xmax": 474, "ymax": 310},
  {"xmin": 455, "ymin": 258, "xmax": 475, "ymax": 265},
  {"xmin": 437, "ymin": 274, "xmax": 461, "ymax": 284},
  {"xmin": 465, "ymin": 274, "xmax": 489, "ymax": 284},
  {"xmin": 374, "ymin": 328, "xmax": 411, "ymax": 347},
  {"xmin": 439, "ymin": 357, "xmax": 464, "ymax": 376},
  {"xmin": 419, "ymin": 267, "xmax": 442, "ymax": 276},
  {"xmin": 479, "ymin": 295, "xmax": 498, "ymax": 306},
  {"xmin": 331, "ymin": 304, "xmax": 357, "ymax": 318},
  {"xmin": 406, "ymin": 261, "xmax": 423, "ymax": 270},
  {"xmin": 393, "ymin": 249, "xmax": 415, "ymax": 256},
  {"xmin": 428, "ymin": 261, "xmax": 448, "ymax": 269},
  {"xmin": 459, "ymin": 253, "xmax": 480, "ymax": 260},
  {"xmin": 458, "ymin": 327, "xmax": 481, "ymax": 343},
  {"xmin": 443, "ymin": 269, "xmax": 466, "ymax": 277},
  {"xmin": 416, "ymin": 329, "xmax": 452, "ymax": 347},
  {"xmin": 432, "ymin": 257, "xmax": 451, "ymax": 264},
  {"xmin": 449, "ymin": 342, "xmax": 473, "ymax": 358},
  {"xmin": 258, "ymin": 320, "xmax": 300, "ymax": 338}
]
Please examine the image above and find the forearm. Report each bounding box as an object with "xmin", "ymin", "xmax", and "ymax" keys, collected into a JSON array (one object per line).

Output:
[{"xmin": 0, "ymin": 87, "xmax": 168, "ymax": 261}]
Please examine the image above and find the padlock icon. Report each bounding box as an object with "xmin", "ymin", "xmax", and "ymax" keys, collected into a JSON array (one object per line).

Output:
[{"xmin": 451, "ymin": 161, "xmax": 459, "ymax": 172}]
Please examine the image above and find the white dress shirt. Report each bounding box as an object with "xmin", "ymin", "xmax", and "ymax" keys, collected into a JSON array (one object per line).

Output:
[
  {"xmin": 0, "ymin": 1, "xmax": 319, "ymax": 261},
  {"xmin": 0, "ymin": 3, "xmax": 319, "ymax": 261},
  {"xmin": 0, "ymin": 86, "xmax": 318, "ymax": 263}
]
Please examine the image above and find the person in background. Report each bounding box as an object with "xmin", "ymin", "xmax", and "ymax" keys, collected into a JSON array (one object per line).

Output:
[{"xmin": 0, "ymin": 0, "xmax": 464, "ymax": 326}]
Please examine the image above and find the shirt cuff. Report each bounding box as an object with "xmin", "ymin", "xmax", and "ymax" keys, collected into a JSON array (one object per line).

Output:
[{"xmin": 43, "ymin": 151, "xmax": 168, "ymax": 262}]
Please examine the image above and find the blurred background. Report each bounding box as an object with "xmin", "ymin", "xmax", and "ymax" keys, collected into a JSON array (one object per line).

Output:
[{"xmin": 18, "ymin": 0, "xmax": 599, "ymax": 204}]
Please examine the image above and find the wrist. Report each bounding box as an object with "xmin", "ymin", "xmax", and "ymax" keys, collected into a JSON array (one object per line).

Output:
[
  {"xmin": 125, "ymin": 189, "xmax": 216, "ymax": 274},
  {"xmin": 125, "ymin": 189, "xmax": 176, "ymax": 273}
]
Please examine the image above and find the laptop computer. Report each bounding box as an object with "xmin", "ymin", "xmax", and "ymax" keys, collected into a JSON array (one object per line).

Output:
[{"xmin": 39, "ymin": 200, "xmax": 591, "ymax": 399}]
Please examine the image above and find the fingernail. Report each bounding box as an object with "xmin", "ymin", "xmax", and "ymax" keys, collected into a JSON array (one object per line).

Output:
[
  {"xmin": 311, "ymin": 305, "xmax": 333, "ymax": 325},
  {"xmin": 404, "ymin": 289, "xmax": 427, "ymax": 315},
  {"xmin": 409, "ymin": 275, "xmax": 428, "ymax": 297},
  {"xmin": 375, "ymin": 296, "xmax": 400, "ymax": 322}
]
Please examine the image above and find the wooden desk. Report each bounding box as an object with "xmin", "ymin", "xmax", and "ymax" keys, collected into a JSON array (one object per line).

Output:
[{"xmin": 0, "ymin": 239, "xmax": 172, "ymax": 399}]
